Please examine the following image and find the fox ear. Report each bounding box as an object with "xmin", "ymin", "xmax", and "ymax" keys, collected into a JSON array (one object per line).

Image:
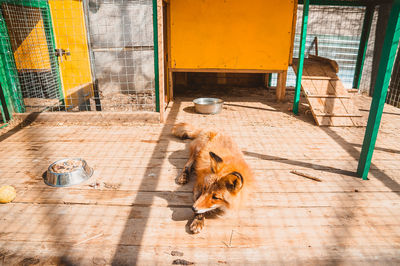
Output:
[
  {"xmin": 224, "ymin": 172, "xmax": 243, "ymax": 194},
  {"xmin": 209, "ymin": 152, "xmax": 223, "ymax": 173}
]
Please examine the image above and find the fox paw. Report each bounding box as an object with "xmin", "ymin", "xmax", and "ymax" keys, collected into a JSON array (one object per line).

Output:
[
  {"xmin": 189, "ymin": 216, "xmax": 204, "ymax": 234},
  {"xmin": 176, "ymin": 172, "xmax": 188, "ymax": 185},
  {"xmin": 176, "ymin": 167, "xmax": 190, "ymax": 185}
]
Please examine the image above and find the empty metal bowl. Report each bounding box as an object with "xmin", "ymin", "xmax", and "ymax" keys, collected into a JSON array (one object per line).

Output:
[
  {"xmin": 44, "ymin": 158, "xmax": 93, "ymax": 187},
  {"xmin": 193, "ymin": 98, "xmax": 224, "ymax": 114}
]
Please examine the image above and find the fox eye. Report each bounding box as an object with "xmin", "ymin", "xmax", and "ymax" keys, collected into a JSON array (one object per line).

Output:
[{"xmin": 212, "ymin": 194, "xmax": 222, "ymax": 200}]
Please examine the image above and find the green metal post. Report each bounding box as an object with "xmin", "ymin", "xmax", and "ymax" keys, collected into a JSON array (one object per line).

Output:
[
  {"xmin": 268, "ymin": 73, "xmax": 272, "ymax": 87},
  {"xmin": 0, "ymin": 99, "xmax": 6, "ymax": 123},
  {"xmin": 293, "ymin": 0, "xmax": 309, "ymax": 115},
  {"xmin": 152, "ymin": 0, "xmax": 160, "ymax": 113},
  {"xmin": 353, "ymin": 4, "xmax": 374, "ymax": 90},
  {"xmin": 0, "ymin": 11, "xmax": 24, "ymax": 113},
  {"xmin": 0, "ymin": 82, "xmax": 9, "ymax": 122},
  {"xmin": 357, "ymin": 0, "xmax": 400, "ymax": 180}
]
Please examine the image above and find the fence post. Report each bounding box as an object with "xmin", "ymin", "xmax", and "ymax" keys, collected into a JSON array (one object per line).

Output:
[
  {"xmin": 152, "ymin": 0, "xmax": 160, "ymax": 113},
  {"xmin": 353, "ymin": 4, "xmax": 374, "ymax": 90},
  {"xmin": 357, "ymin": 0, "xmax": 400, "ymax": 179},
  {"xmin": 293, "ymin": 0, "xmax": 309, "ymax": 115}
]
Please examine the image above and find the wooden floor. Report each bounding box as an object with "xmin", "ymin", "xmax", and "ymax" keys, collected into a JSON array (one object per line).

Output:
[{"xmin": 1, "ymin": 88, "xmax": 400, "ymax": 265}]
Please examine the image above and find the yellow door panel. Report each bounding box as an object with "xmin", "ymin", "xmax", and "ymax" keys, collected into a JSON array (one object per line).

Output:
[
  {"xmin": 170, "ymin": 0, "xmax": 296, "ymax": 71},
  {"xmin": 49, "ymin": 0, "xmax": 93, "ymax": 108}
]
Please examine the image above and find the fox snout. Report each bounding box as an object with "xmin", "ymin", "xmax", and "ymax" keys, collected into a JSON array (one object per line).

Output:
[{"xmin": 192, "ymin": 194, "xmax": 220, "ymax": 214}]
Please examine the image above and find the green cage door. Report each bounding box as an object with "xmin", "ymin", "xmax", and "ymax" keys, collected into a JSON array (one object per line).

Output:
[{"xmin": 0, "ymin": 0, "xmax": 63, "ymax": 116}]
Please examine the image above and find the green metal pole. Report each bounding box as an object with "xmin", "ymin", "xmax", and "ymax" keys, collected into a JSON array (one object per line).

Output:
[
  {"xmin": 152, "ymin": 0, "xmax": 160, "ymax": 113},
  {"xmin": 0, "ymin": 101, "xmax": 6, "ymax": 123},
  {"xmin": 357, "ymin": 0, "xmax": 400, "ymax": 180},
  {"xmin": 353, "ymin": 4, "xmax": 374, "ymax": 90},
  {"xmin": 0, "ymin": 12, "xmax": 24, "ymax": 113},
  {"xmin": 293, "ymin": 0, "xmax": 309, "ymax": 115},
  {"xmin": 268, "ymin": 73, "xmax": 272, "ymax": 87}
]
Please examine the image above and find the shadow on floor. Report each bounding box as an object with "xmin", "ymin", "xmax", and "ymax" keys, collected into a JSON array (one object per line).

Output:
[
  {"xmin": 0, "ymin": 112, "xmax": 40, "ymax": 142},
  {"xmin": 112, "ymin": 101, "xmax": 188, "ymax": 265}
]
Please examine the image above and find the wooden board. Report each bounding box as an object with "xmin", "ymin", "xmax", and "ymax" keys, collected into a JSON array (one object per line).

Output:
[
  {"xmin": 169, "ymin": 0, "xmax": 296, "ymax": 71},
  {"xmin": 292, "ymin": 57, "xmax": 363, "ymax": 126},
  {"xmin": 49, "ymin": 0, "xmax": 93, "ymax": 108}
]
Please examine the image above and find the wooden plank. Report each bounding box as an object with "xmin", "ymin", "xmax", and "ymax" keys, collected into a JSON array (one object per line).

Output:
[
  {"xmin": 6, "ymin": 167, "xmax": 399, "ymax": 193},
  {"xmin": 12, "ymin": 188, "xmax": 400, "ymax": 208},
  {"xmin": 1, "ymin": 241, "xmax": 399, "ymax": 266},
  {"xmin": 2, "ymin": 204, "xmax": 400, "ymax": 245},
  {"xmin": 328, "ymin": 79, "xmax": 348, "ymax": 95},
  {"xmin": 307, "ymin": 95, "xmax": 350, "ymax": 98},
  {"xmin": 315, "ymin": 114, "xmax": 362, "ymax": 117},
  {"xmin": 276, "ymin": 70, "xmax": 287, "ymax": 101},
  {"xmin": 308, "ymin": 54, "xmax": 339, "ymax": 73},
  {"xmin": 302, "ymin": 76, "xmax": 339, "ymax": 80},
  {"xmin": 310, "ymin": 79, "xmax": 336, "ymax": 95},
  {"xmin": 170, "ymin": 68, "xmax": 281, "ymax": 73}
]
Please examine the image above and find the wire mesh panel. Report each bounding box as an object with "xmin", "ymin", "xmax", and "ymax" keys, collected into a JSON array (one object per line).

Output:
[
  {"xmin": 278, "ymin": 4, "xmax": 378, "ymax": 92},
  {"xmin": 0, "ymin": 0, "xmax": 156, "ymax": 113},
  {"xmin": 86, "ymin": 0, "xmax": 155, "ymax": 112},
  {"xmin": 387, "ymin": 45, "xmax": 400, "ymax": 108},
  {"xmin": 0, "ymin": 1, "xmax": 62, "ymax": 111}
]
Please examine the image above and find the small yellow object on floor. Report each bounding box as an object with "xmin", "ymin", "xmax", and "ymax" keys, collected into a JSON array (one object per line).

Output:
[{"xmin": 0, "ymin": 185, "xmax": 16, "ymax": 203}]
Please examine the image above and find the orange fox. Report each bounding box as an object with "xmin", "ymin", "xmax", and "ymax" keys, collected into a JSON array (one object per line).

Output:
[{"xmin": 172, "ymin": 123, "xmax": 254, "ymax": 234}]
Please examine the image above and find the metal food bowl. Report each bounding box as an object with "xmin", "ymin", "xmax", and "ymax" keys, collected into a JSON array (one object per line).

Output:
[
  {"xmin": 193, "ymin": 98, "xmax": 224, "ymax": 114},
  {"xmin": 44, "ymin": 158, "xmax": 93, "ymax": 187}
]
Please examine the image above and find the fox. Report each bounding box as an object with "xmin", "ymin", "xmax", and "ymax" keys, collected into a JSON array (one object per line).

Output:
[{"xmin": 172, "ymin": 123, "xmax": 254, "ymax": 234}]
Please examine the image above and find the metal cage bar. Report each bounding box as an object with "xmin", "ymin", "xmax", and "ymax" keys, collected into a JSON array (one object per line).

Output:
[{"xmin": 357, "ymin": 0, "xmax": 400, "ymax": 179}]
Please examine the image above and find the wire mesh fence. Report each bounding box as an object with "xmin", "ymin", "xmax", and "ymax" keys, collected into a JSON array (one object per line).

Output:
[
  {"xmin": 3, "ymin": 3, "xmax": 61, "ymax": 101},
  {"xmin": 271, "ymin": 4, "xmax": 378, "ymax": 93},
  {"xmin": 387, "ymin": 45, "xmax": 400, "ymax": 108},
  {"xmin": 86, "ymin": 0, "xmax": 155, "ymax": 112},
  {"xmin": 0, "ymin": 0, "xmax": 155, "ymax": 113}
]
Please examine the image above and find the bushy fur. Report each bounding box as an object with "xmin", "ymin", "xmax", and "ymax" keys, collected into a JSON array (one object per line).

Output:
[{"xmin": 172, "ymin": 123, "xmax": 254, "ymax": 234}]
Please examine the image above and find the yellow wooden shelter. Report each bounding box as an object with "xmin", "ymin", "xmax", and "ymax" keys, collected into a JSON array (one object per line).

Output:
[{"xmin": 160, "ymin": 0, "xmax": 297, "ymax": 109}]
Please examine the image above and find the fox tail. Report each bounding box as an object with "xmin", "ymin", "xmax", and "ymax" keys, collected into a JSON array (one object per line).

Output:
[{"xmin": 172, "ymin": 123, "xmax": 202, "ymax": 139}]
